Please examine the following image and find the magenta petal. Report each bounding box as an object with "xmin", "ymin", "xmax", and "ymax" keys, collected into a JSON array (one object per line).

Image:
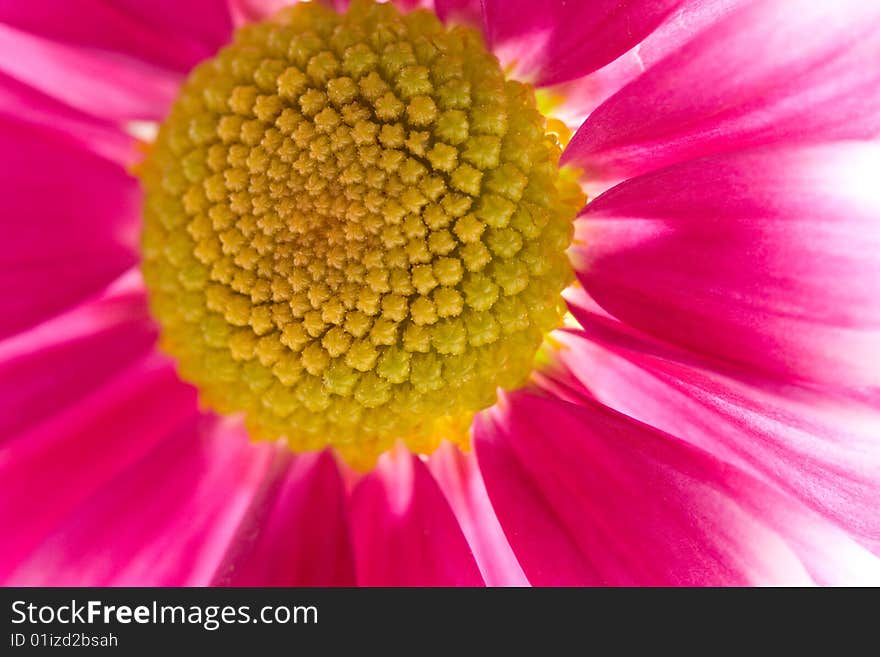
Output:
[
  {"xmin": 113, "ymin": 0, "xmax": 233, "ymax": 54},
  {"xmin": 227, "ymin": 0, "xmax": 294, "ymax": 26},
  {"xmin": 230, "ymin": 1, "xmax": 433, "ymax": 29},
  {"xmin": 550, "ymin": 328, "xmax": 880, "ymax": 557},
  {"xmin": 0, "ymin": 23, "xmax": 181, "ymax": 122},
  {"xmin": 428, "ymin": 443, "xmax": 529, "ymax": 586},
  {"xmin": 571, "ymin": 142, "xmax": 880, "ymax": 390},
  {"xmin": 0, "ymin": 121, "xmax": 141, "ymax": 337},
  {"xmin": 482, "ymin": 0, "xmax": 683, "ymax": 86},
  {"xmin": 434, "ymin": 0, "xmax": 483, "ymax": 26},
  {"xmin": 0, "ymin": 0, "xmax": 230, "ymax": 72},
  {"xmin": 475, "ymin": 390, "xmax": 880, "ymax": 585},
  {"xmin": 544, "ymin": 0, "xmax": 746, "ymax": 135},
  {"xmin": 564, "ymin": 0, "xmax": 880, "ymax": 185},
  {"xmin": 5, "ymin": 418, "xmax": 277, "ymax": 586},
  {"xmin": 0, "ymin": 281, "xmax": 155, "ymax": 439},
  {"xmin": 0, "ymin": 71, "xmax": 136, "ymax": 166},
  {"xmin": 0, "ymin": 355, "xmax": 199, "ymax": 582},
  {"xmin": 350, "ymin": 445, "xmax": 484, "ymax": 586},
  {"xmin": 389, "ymin": 0, "xmax": 435, "ymax": 10},
  {"xmin": 212, "ymin": 450, "xmax": 356, "ymax": 586}
]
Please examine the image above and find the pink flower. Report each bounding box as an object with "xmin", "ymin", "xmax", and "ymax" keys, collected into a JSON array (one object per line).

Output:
[{"xmin": 1, "ymin": 0, "xmax": 878, "ymax": 586}]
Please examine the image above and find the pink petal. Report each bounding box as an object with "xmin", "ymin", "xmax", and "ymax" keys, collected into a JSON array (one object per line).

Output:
[
  {"xmin": 350, "ymin": 444, "xmax": 484, "ymax": 586},
  {"xmin": 482, "ymin": 0, "xmax": 684, "ymax": 86},
  {"xmin": 113, "ymin": 0, "xmax": 233, "ymax": 55},
  {"xmin": 571, "ymin": 141, "xmax": 880, "ymax": 390},
  {"xmin": 0, "ymin": 280, "xmax": 155, "ymax": 439},
  {"xmin": 0, "ymin": 0, "xmax": 230, "ymax": 72},
  {"xmin": 6, "ymin": 418, "xmax": 277, "ymax": 586},
  {"xmin": 475, "ymin": 390, "xmax": 880, "ymax": 585},
  {"xmin": 0, "ymin": 71, "xmax": 136, "ymax": 166},
  {"xmin": 227, "ymin": 0, "xmax": 421, "ymax": 26},
  {"xmin": 227, "ymin": 0, "xmax": 294, "ymax": 26},
  {"xmin": 428, "ymin": 442, "xmax": 529, "ymax": 586},
  {"xmin": 308, "ymin": 0, "xmax": 435, "ymax": 19},
  {"xmin": 433, "ymin": 0, "xmax": 483, "ymax": 26},
  {"xmin": 551, "ymin": 326, "xmax": 880, "ymax": 556},
  {"xmin": 0, "ymin": 120, "xmax": 141, "ymax": 338},
  {"xmin": 543, "ymin": 0, "xmax": 745, "ymax": 133},
  {"xmin": 212, "ymin": 450, "xmax": 356, "ymax": 586},
  {"xmin": 0, "ymin": 354, "xmax": 199, "ymax": 582},
  {"xmin": 564, "ymin": 0, "xmax": 880, "ymax": 187},
  {"xmin": 395, "ymin": 0, "xmax": 434, "ymax": 9},
  {"xmin": 0, "ymin": 23, "xmax": 181, "ymax": 122}
]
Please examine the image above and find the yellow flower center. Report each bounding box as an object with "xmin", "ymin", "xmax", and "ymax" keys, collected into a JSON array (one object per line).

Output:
[{"xmin": 139, "ymin": 0, "xmax": 584, "ymax": 468}]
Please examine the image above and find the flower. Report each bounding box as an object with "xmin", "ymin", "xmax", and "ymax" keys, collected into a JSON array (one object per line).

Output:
[{"xmin": 1, "ymin": 0, "xmax": 878, "ymax": 586}]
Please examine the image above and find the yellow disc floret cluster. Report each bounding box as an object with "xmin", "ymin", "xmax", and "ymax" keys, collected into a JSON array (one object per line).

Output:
[{"xmin": 139, "ymin": 0, "xmax": 584, "ymax": 468}]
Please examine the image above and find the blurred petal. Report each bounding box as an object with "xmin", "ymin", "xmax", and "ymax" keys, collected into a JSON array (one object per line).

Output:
[
  {"xmin": 434, "ymin": 0, "xmax": 483, "ymax": 26},
  {"xmin": 227, "ymin": 0, "xmax": 293, "ymax": 26},
  {"xmin": 350, "ymin": 444, "xmax": 483, "ymax": 586},
  {"xmin": 0, "ymin": 276, "xmax": 154, "ymax": 439},
  {"xmin": 483, "ymin": 0, "xmax": 683, "ymax": 86},
  {"xmin": 0, "ymin": 0, "xmax": 230, "ymax": 72},
  {"xmin": 564, "ymin": 0, "xmax": 880, "ymax": 186},
  {"xmin": 544, "ymin": 0, "xmax": 743, "ymax": 133},
  {"xmin": 0, "ymin": 71, "xmax": 136, "ymax": 165},
  {"xmin": 0, "ymin": 23, "xmax": 180, "ymax": 122},
  {"xmin": 475, "ymin": 390, "xmax": 880, "ymax": 585},
  {"xmin": 113, "ymin": 0, "xmax": 233, "ymax": 54},
  {"xmin": 212, "ymin": 450, "xmax": 356, "ymax": 586},
  {"xmin": 428, "ymin": 443, "xmax": 529, "ymax": 586},
  {"xmin": 0, "ymin": 355, "xmax": 198, "ymax": 582},
  {"xmin": 0, "ymin": 120, "xmax": 141, "ymax": 338},
  {"xmin": 571, "ymin": 142, "xmax": 880, "ymax": 390},
  {"xmin": 6, "ymin": 418, "xmax": 276, "ymax": 586},
  {"xmin": 551, "ymin": 326, "xmax": 880, "ymax": 556}
]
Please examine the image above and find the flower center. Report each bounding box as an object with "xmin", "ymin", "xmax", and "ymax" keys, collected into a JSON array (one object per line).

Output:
[{"xmin": 139, "ymin": 0, "xmax": 583, "ymax": 468}]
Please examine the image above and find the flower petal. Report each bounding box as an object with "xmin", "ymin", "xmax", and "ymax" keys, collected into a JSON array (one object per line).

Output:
[
  {"xmin": 475, "ymin": 390, "xmax": 880, "ymax": 585},
  {"xmin": 0, "ymin": 71, "xmax": 136, "ymax": 165},
  {"xmin": 212, "ymin": 450, "xmax": 356, "ymax": 586},
  {"xmin": 564, "ymin": 0, "xmax": 880, "ymax": 186},
  {"xmin": 0, "ymin": 120, "xmax": 141, "ymax": 337},
  {"xmin": 428, "ymin": 443, "xmax": 529, "ymax": 586},
  {"xmin": 0, "ymin": 23, "xmax": 181, "ymax": 122},
  {"xmin": 0, "ymin": 0, "xmax": 230, "ymax": 72},
  {"xmin": 350, "ymin": 444, "xmax": 484, "ymax": 586},
  {"xmin": 482, "ymin": 0, "xmax": 684, "ymax": 86},
  {"xmin": 0, "ymin": 354, "xmax": 199, "ymax": 582},
  {"xmin": 433, "ymin": 0, "xmax": 483, "ymax": 26},
  {"xmin": 543, "ymin": 0, "xmax": 745, "ymax": 133},
  {"xmin": 551, "ymin": 326, "xmax": 880, "ymax": 556},
  {"xmin": 571, "ymin": 141, "xmax": 880, "ymax": 390},
  {"xmin": 227, "ymin": 0, "xmax": 294, "ymax": 26},
  {"xmin": 5, "ymin": 417, "xmax": 277, "ymax": 586},
  {"xmin": 112, "ymin": 0, "xmax": 233, "ymax": 55},
  {"xmin": 0, "ymin": 277, "xmax": 155, "ymax": 440}
]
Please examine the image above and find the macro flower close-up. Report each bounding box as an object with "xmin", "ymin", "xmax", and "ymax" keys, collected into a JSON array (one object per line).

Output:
[{"xmin": 1, "ymin": 0, "xmax": 879, "ymax": 587}]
